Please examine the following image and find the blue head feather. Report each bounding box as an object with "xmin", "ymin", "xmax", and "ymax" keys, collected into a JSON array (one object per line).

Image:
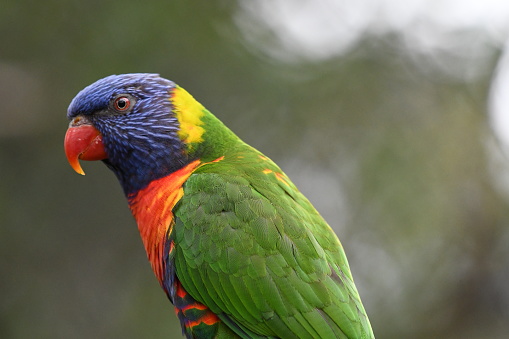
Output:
[{"xmin": 68, "ymin": 73, "xmax": 190, "ymax": 195}]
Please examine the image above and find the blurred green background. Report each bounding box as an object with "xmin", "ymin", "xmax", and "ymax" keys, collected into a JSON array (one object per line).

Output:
[{"xmin": 2, "ymin": 1, "xmax": 509, "ymax": 338}]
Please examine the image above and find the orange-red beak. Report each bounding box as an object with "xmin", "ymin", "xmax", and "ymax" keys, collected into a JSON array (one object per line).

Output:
[{"xmin": 64, "ymin": 116, "xmax": 107, "ymax": 175}]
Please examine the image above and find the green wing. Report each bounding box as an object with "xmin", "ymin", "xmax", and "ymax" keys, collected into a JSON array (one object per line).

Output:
[{"xmin": 173, "ymin": 153, "xmax": 373, "ymax": 338}]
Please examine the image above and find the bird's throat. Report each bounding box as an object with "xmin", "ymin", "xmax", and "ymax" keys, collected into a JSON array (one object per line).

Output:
[{"xmin": 127, "ymin": 160, "xmax": 201, "ymax": 284}]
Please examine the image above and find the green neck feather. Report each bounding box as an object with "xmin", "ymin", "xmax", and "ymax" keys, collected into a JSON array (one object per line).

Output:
[{"xmin": 171, "ymin": 86, "xmax": 248, "ymax": 162}]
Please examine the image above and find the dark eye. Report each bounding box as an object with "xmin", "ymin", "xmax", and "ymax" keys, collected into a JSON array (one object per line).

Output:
[{"xmin": 114, "ymin": 96, "xmax": 131, "ymax": 111}]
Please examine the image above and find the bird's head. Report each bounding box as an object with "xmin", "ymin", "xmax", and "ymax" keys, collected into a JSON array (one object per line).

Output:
[{"xmin": 64, "ymin": 73, "xmax": 204, "ymax": 195}]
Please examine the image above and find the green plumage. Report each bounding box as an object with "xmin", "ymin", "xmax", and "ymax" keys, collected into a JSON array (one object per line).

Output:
[
  {"xmin": 66, "ymin": 74, "xmax": 374, "ymax": 338},
  {"xmin": 172, "ymin": 109, "xmax": 374, "ymax": 338}
]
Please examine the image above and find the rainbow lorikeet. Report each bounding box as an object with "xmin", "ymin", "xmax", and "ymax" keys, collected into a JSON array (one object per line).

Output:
[{"xmin": 64, "ymin": 74, "xmax": 374, "ymax": 339}]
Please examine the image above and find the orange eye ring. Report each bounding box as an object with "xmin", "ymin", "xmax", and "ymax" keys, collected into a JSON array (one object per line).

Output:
[{"xmin": 114, "ymin": 96, "xmax": 131, "ymax": 111}]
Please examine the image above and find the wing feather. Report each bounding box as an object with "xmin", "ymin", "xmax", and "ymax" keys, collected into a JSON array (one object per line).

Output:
[{"xmin": 173, "ymin": 161, "xmax": 373, "ymax": 338}]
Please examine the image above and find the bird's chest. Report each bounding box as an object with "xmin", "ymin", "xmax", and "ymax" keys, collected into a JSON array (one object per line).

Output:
[{"xmin": 127, "ymin": 161, "xmax": 201, "ymax": 285}]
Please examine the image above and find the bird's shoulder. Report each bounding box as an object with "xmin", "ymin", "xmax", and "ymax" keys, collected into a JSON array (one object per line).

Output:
[{"xmin": 171, "ymin": 152, "xmax": 371, "ymax": 338}]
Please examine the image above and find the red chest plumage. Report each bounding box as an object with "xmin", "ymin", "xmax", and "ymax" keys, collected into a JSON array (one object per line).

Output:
[{"xmin": 127, "ymin": 160, "xmax": 201, "ymax": 284}]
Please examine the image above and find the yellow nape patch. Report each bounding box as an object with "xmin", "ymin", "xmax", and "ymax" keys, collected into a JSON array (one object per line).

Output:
[{"xmin": 171, "ymin": 86, "xmax": 205, "ymax": 145}]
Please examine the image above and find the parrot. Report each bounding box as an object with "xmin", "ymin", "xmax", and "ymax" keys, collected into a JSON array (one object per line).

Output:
[{"xmin": 64, "ymin": 73, "xmax": 374, "ymax": 339}]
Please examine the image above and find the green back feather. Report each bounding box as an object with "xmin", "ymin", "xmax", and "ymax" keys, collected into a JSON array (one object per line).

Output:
[{"xmin": 171, "ymin": 87, "xmax": 374, "ymax": 338}]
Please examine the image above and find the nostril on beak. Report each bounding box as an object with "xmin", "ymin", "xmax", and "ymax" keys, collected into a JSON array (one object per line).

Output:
[{"xmin": 70, "ymin": 116, "xmax": 87, "ymax": 127}]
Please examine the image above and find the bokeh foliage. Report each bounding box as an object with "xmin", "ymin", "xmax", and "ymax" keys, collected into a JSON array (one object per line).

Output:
[{"xmin": 1, "ymin": 1, "xmax": 508, "ymax": 338}]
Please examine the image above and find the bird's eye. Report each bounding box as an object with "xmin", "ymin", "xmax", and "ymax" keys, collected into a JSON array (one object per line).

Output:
[{"xmin": 113, "ymin": 96, "xmax": 131, "ymax": 112}]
